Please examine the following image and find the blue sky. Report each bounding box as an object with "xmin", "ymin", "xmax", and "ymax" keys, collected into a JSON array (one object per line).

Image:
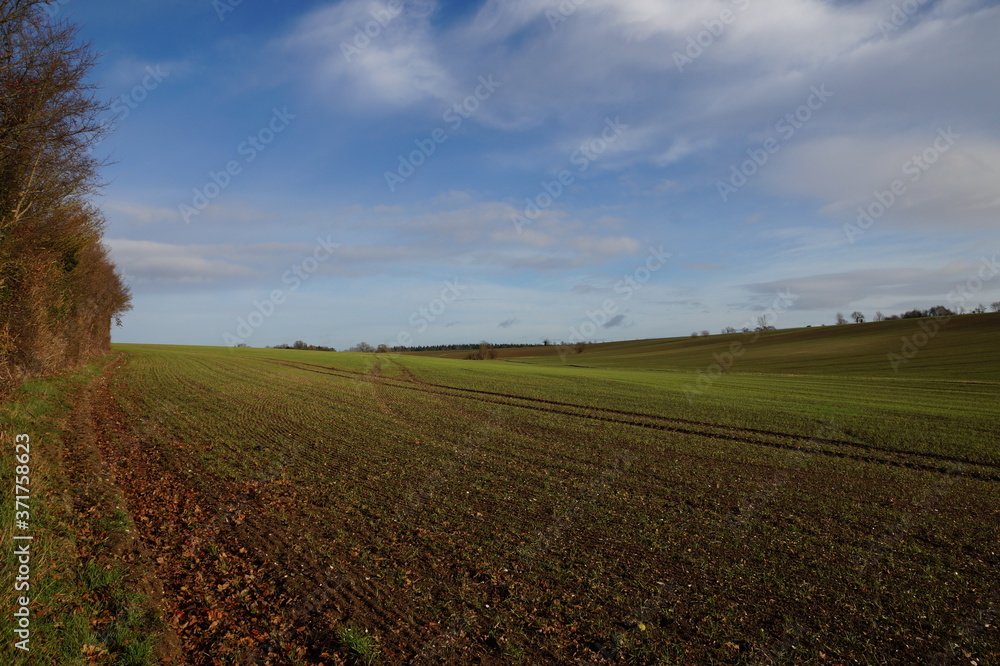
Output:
[{"xmin": 60, "ymin": 0, "xmax": 1000, "ymax": 348}]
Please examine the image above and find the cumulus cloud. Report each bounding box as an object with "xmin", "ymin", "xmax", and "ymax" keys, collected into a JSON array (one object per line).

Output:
[
  {"xmin": 279, "ymin": 0, "xmax": 1000, "ymax": 203},
  {"xmin": 102, "ymin": 0, "xmax": 1000, "ymax": 344}
]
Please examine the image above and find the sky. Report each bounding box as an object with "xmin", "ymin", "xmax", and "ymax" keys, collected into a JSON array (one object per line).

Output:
[{"xmin": 55, "ymin": 0, "xmax": 1000, "ymax": 349}]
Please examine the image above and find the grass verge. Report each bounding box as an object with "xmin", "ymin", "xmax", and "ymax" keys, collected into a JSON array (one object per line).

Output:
[{"xmin": 0, "ymin": 356, "xmax": 169, "ymax": 664}]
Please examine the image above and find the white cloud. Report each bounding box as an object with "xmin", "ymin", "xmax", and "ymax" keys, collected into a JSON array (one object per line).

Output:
[
  {"xmin": 107, "ymin": 239, "xmax": 256, "ymax": 283},
  {"xmin": 280, "ymin": 0, "xmax": 454, "ymax": 109},
  {"xmin": 745, "ymin": 261, "xmax": 1000, "ymax": 311},
  {"xmin": 762, "ymin": 131, "xmax": 1000, "ymax": 230},
  {"xmin": 569, "ymin": 235, "xmax": 641, "ymax": 256},
  {"xmin": 106, "ymin": 201, "xmax": 182, "ymax": 227}
]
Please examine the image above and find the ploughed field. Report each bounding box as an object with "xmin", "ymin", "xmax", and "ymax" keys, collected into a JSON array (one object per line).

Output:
[{"xmin": 84, "ymin": 337, "xmax": 1000, "ymax": 663}]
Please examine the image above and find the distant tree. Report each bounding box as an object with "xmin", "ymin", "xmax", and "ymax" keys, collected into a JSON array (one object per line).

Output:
[
  {"xmin": 722, "ymin": 326, "xmax": 737, "ymax": 334},
  {"xmin": 927, "ymin": 305, "xmax": 954, "ymax": 318},
  {"xmin": 971, "ymin": 304, "xmax": 987, "ymax": 314},
  {"xmin": 755, "ymin": 314, "xmax": 774, "ymax": 332},
  {"xmin": 236, "ymin": 343, "xmax": 248, "ymax": 348},
  {"xmin": 574, "ymin": 342, "xmax": 586, "ymax": 354},
  {"xmin": 835, "ymin": 312, "xmax": 848, "ymax": 325},
  {"xmin": 992, "ymin": 301, "xmax": 1000, "ymax": 312},
  {"xmin": 466, "ymin": 341, "xmax": 497, "ymax": 360},
  {"xmin": 851, "ymin": 311, "xmax": 865, "ymax": 324},
  {"xmin": 691, "ymin": 332, "xmax": 698, "ymax": 337},
  {"xmin": 350, "ymin": 341, "xmax": 374, "ymax": 353},
  {"xmin": 700, "ymin": 330, "xmax": 710, "ymax": 337},
  {"xmin": 874, "ymin": 311, "xmax": 885, "ymax": 322},
  {"xmin": 375, "ymin": 343, "xmax": 390, "ymax": 353},
  {"xmin": 741, "ymin": 327, "xmax": 751, "ymax": 333},
  {"xmin": 543, "ymin": 338, "xmax": 551, "ymax": 346},
  {"xmin": 292, "ymin": 340, "xmax": 308, "ymax": 350}
]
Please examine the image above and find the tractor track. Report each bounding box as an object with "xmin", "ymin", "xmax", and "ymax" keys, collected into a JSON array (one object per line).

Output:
[{"xmin": 261, "ymin": 357, "xmax": 1000, "ymax": 483}]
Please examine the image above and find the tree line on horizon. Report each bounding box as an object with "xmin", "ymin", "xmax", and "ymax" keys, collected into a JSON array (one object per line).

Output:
[
  {"xmin": 0, "ymin": 1, "xmax": 131, "ymax": 397},
  {"xmin": 696, "ymin": 303, "xmax": 999, "ymax": 337},
  {"xmin": 832, "ymin": 302, "xmax": 999, "ymax": 325},
  {"xmin": 261, "ymin": 303, "xmax": 1000, "ymax": 353},
  {"xmin": 262, "ymin": 341, "xmax": 544, "ymax": 354}
]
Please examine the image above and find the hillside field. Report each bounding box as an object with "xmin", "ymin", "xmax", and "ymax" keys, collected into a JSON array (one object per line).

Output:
[{"xmin": 2, "ymin": 315, "xmax": 999, "ymax": 664}]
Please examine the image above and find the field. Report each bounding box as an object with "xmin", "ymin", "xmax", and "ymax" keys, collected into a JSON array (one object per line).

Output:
[{"xmin": 3, "ymin": 315, "xmax": 999, "ymax": 664}]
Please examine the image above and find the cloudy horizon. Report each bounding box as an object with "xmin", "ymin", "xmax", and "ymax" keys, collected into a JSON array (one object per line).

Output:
[{"xmin": 64, "ymin": 0, "xmax": 1000, "ymax": 349}]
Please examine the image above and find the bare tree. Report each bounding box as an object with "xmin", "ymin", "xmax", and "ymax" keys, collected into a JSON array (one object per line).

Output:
[
  {"xmin": 0, "ymin": 1, "xmax": 130, "ymax": 393},
  {"xmin": 466, "ymin": 341, "xmax": 496, "ymax": 360},
  {"xmin": 851, "ymin": 311, "xmax": 865, "ymax": 324},
  {"xmin": 874, "ymin": 311, "xmax": 885, "ymax": 322},
  {"xmin": 971, "ymin": 304, "xmax": 986, "ymax": 314},
  {"xmin": 0, "ymin": 5, "xmax": 111, "ymax": 229},
  {"xmin": 722, "ymin": 326, "xmax": 737, "ymax": 334},
  {"xmin": 992, "ymin": 301, "xmax": 1000, "ymax": 313},
  {"xmin": 835, "ymin": 312, "xmax": 848, "ymax": 325}
]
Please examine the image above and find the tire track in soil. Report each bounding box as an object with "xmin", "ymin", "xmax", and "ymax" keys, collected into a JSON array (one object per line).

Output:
[
  {"xmin": 263, "ymin": 358, "xmax": 1000, "ymax": 483},
  {"xmin": 210, "ymin": 354, "xmax": 498, "ymax": 663},
  {"xmin": 367, "ymin": 358, "xmax": 1000, "ymax": 472},
  {"xmin": 349, "ymin": 355, "xmax": 528, "ymax": 663},
  {"xmin": 332, "ymin": 356, "xmax": 562, "ymax": 663},
  {"xmin": 227, "ymin": 354, "xmax": 466, "ymax": 665},
  {"xmin": 166, "ymin": 354, "xmax": 501, "ymax": 662}
]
